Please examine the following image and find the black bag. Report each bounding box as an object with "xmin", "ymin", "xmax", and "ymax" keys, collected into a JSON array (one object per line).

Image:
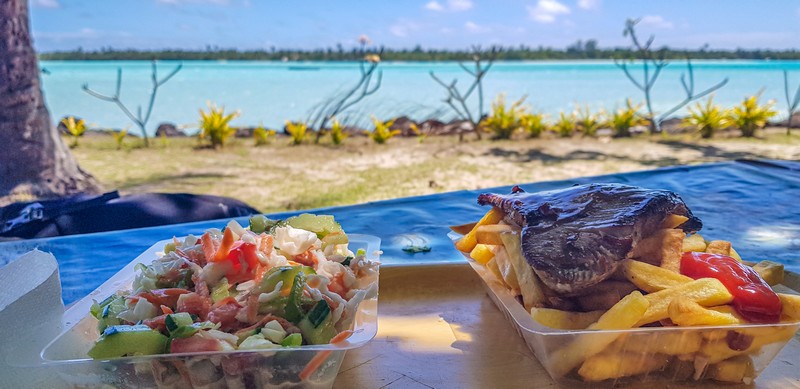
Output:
[{"xmin": 0, "ymin": 191, "xmax": 260, "ymax": 239}]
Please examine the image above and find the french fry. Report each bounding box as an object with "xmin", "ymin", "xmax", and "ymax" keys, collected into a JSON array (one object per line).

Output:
[
  {"xmin": 621, "ymin": 259, "xmax": 692, "ymax": 293},
  {"xmin": 668, "ymin": 297, "xmax": 743, "ymax": 326},
  {"xmin": 475, "ymin": 224, "xmax": 516, "ymax": 245},
  {"xmin": 578, "ymin": 351, "xmax": 671, "ymax": 381},
  {"xmin": 752, "ymin": 260, "xmax": 785, "ymax": 286},
  {"xmin": 455, "ymin": 207, "xmax": 504, "ymax": 253},
  {"xmin": 576, "ymin": 281, "xmax": 638, "ymax": 311},
  {"xmin": 499, "ymin": 232, "xmax": 547, "ymax": 309},
  {"xmin": 629, "ymin": 229, "xmax": 684, "ymax": 270},
  {"xmin": 531, "ymin": 308, "xmax": 604, "ymax": 330},
  {"xmin": 700, "ymin": 325, "xmax": 797, "ymax": 364},
  {"xmin": 682, "ymin": 233, "xmax": 707, "ymax": 253},
  {"xmin": 492, "ymin": 246, "xmax": 520, "ymax": 293},
  {"xmin": 661, "ymin": 214, "xmax": 689, "ymax": 229},
  {"xmin": 636, "ymin": 278, "xmax": 733, "ymax": 326},
  {"xmin": 469, "ymin": 243, "xmax": 497, "ymax": 265},
  {"xmin": 449, "ymin": 221, "xmax": 477, "ymax": 235},
  {"xmin": 550, "ymin": 291, "xmax": 649, "ymax": 377},
  {"xmin": 706, "ymin": 240, "xmax": 732, "ymax": 256},
  {"xmin": 485, "ymin": 257, "xmax": 504, "ymax": 285},
  {"xmin": 707, "ymin": 355, "xmax": 755, "ymax": 383},
  {"xmin": 778, "ymin": 293, "xmax": 800, "ymax": 321},
  {"xmin": 621, "ymin": 330, "xmax": 703, "ymax": 355}
]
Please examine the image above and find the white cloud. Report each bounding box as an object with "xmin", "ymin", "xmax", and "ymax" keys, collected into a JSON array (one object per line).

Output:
[
  {"xmin": 32, "ymin": 0, "xmax": 60, "ymax": 8},
  {"xmin": 389, "ymin": 21, "xmax": 421, "ymax": 37},
  {"xmin": 424, "ymin": 1, "xmax": 445, "ymax": 11},
  {"xmin": 464, "ymin": 21, "xmax": 490, "ymax": 33},
  {"xmin": 527, "ymin": 0, "xmax": 570, "ymax": 23},
  {"xmin": 639, "ymin": 15, "xmax": 674, "ymax": 29},
  {"xmin": 577, "ymin": 0, "xmax": 600, "ymax": 10},
  {"xmin": 424, "ymin": 0, "xmax": 473, "ymax": 12}
]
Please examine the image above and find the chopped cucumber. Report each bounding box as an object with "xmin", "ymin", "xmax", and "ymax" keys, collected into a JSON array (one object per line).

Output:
[
  {"xmin": 284, "ymin": 272, "xmax": 305, "ymax": 323},
  {"xmin": 286, "ymin": 214, "xmax": 343, "ymax": 239},
  {"xmin": 88, "ymin": 325, "xmax": 168, "ymax": 359},
  {"xmin": 297, "ymin": 300, "xmax": 337, "ymax": 345},
  {"xmin": 281, "ymin": 333, "xmax": 302, "ymax": 347},
  {"xmin": 211, "ymin": 277, "xmax": 230, "ymax": 303},
  {"xmin": 163, "ymin": 242, "xmax": 176, "ymax": 253},
  {"xmin": 165, "ymin": 312, "xmax": 194, "ymax": 332},
  {"xmin": 259, "ymin": 265, "xmax": 315, "ymax": 295}
]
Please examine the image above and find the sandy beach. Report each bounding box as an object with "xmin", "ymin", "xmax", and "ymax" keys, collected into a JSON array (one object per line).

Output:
[{"xmin": 65, "ymin": 128, "xmax": 800, "ymax": 213}]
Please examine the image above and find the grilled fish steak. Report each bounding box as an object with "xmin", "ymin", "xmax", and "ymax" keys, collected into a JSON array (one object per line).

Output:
[{"xmin": 477, "ymin": 183, "xmax": 702, "ymax": 294}]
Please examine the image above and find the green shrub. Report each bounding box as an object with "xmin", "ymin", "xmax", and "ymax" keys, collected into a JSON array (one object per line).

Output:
[
  {"xmin": 61, "ymin": 116, "xmax": 87, "ymax": 147},
  {"xmin": 729, "ymin": 95, "xmax": 778, "ymax": 137},
  {"xmin": 552, "ymin": 112, "xmax": 576, "ymax": 138},
  {"xmin": 483, "ymin": 94, "xmax": 523, "ymax": 140},
  {"xmin": 608, "ymin": 100, "xmax": 646, "ymax": 137},
  {"xmin": 368, "ymin": 116, "xmax": 400, "ymax": 144},
  {"xmin": 199, "ymin": 103, "xmax": 239, "ymax": 148},
  {"xmin": 682, "ymin": 96, "xmax": 730, "ymax": 139},
  {"xmin": 575, "ymin": 105, "xmax": 603, "ymax": 137},
  {"xmin": 253, "ymin": 125, "xmax": 275, "ymax": 146},
  {"xmin": 285, "ymin": 121, "xmax": 309, "ymax": 145},
  {"xmin": 330, "ymin": 119, "xmax": 348, "ymax": 145},
  {"xmin": 519, "ymin": 111, "xmax": 548, "ymax": 138}
]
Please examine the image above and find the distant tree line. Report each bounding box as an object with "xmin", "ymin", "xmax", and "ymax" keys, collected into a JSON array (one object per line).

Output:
[{"xmin": 39, "ymin": 41, "xmax": 800, "ymax": 61}]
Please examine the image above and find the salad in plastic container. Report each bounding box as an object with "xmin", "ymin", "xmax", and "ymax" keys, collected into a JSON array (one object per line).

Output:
[{"xmin": 41, "ymin": 213, "xmax": 380, "ymax": 388}]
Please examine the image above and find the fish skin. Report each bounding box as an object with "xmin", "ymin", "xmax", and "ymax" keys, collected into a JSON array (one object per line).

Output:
[{"xmin": 478, "ymin": 183, "xmax": 702, "ymax": 294}]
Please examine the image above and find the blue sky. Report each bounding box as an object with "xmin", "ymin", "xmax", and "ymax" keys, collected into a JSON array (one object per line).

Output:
[{"xmin": 30, "ymin": 0, "xmax": 800, "ymax": 52}]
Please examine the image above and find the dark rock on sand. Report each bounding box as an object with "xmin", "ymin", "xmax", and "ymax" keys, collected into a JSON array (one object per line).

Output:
[
  {"xmin": 772, "ymin": 113, "xmax": 800, "ymax": 128},
  {"xmin": 417, "ymin": 119, "xmax": 445, "ymax": 135},
  {"xmin": 389, "ymin": 116, "xmax": 419, "ymax": 137},
  {"xmin": 155, "ymin": 122, "xmax": 186, "ymax": 137}
]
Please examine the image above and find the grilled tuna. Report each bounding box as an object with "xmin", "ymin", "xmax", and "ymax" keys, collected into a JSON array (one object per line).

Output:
[{"xmin": 477, "ymin": 183, "xmax": 702, "ymax": 294}]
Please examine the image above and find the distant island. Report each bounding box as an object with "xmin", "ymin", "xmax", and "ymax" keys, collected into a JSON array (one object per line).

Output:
[{"xmin": 39, "ymin": 42, "xmax": 800, "ymax": 61}]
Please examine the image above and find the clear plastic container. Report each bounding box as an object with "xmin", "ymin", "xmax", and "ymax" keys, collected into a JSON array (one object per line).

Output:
[
  {"xmin": 465, "ymin": 255, "xmax": 800, "ymax": 386},
  {"xmin": 40, "ymin": 234, "xmax": 381, "ymax": 389}
]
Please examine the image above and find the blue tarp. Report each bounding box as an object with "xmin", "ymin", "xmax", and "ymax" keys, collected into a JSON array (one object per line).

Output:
[{"xmin": 1, "ymin": 159, "xmax": 799, "ymax": 304}]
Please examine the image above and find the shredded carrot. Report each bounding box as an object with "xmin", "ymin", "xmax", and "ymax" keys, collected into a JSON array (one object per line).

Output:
[
  {"xmin": 298, "ymin": 350, "xmax": 332, "ymax": 381},
  {"xmin": 287, "ymin": 260, "xmax": 301, "ymax": 266},
  {"xmin": 330, "ymin": 330, "xmax": 353, "ymax": 344},
  {"xmin": 214, "ymin": 228, "xmax": 236, "ymax": 262},
  {"xmin": 161, "ymin": 305, "xmax": 174, "ymax": 315},
  {"xmin": 259, "ymin": 233, "xmax": 274, "ymax": 256},
  {"xmin": 173, "ymin": 236, "xmax": 182, "ymax": 247},
  {"xmin": 298, "ymin": 331, "xmax": 354, "ymax": 381}
]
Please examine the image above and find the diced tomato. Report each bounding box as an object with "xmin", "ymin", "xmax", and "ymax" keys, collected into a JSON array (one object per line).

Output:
[
  {"xmin": 176, "ymin": 292, "xmax": 211, "ymax": 320},
  {"xmin": 170, "ymin": 336, "xmax": 223, "ymax": 354},
  {"xmin": 207, "ymin": 297, "xmax": 242, "ymax": 331},
  {"xmin": 224, "ymin": 242, "xmax": 260, "ymax": 284},
  {"xmin": 161, "ymin": 305, "xmax": 174, "ymax": 315},
  {"xmin": 143, "ymin": 314, "xmax": 168, "ymax": 333},
  {"xmin": 138, "ymin": 288, "xmax": 190, "ymax": 309}
]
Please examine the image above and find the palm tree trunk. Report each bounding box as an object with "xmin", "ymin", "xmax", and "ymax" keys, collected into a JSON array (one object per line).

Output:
[{"xmin": 0, "ymin": 0, "xmax": 100, "ymax": 204}]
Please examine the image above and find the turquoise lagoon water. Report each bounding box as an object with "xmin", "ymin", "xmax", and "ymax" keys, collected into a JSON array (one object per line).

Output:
[{"xmin": 39, "ymin": 60, "xmax": 800, "ymax": 134}]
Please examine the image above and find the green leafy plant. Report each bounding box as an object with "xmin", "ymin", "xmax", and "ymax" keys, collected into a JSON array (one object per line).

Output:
[
  {"xmin": 552, "ymin": 112, "xmax": 576, "ymax": 138},
  {"xmin": 519, "ymin": 111, "xmax": 548, "ymax": 138},
  {"xmin": 253, "ymin": 125, "xmax": 275, "ymax": 146},
  {"xmin": 368, "ymin": 116, "xmax": 399, "ymax": 144},
  {"xmin": 198, "ymin": 103, "xmax": 239, "ymax": 148},
  {"xmin": 285, "ymin": 121, "xmax": 308, "ymax": 145},
  {"xmin": 682, "ymin": 96, "xmax": 730, "ymax": 139},
  {"xmin": 60, "ymin": 116, "xmax": 87, "ymax": 147},
  {"xmin": 329, "ymin": 119, "xmax": 348, "ymax": 145},
  {"xmin": 111, "ymin": 128, "xmax": 128, "ymax": 150},
  {"xmin": 729, "ymin": 95, "xmax": 778, "ymax": 137},
  {"xmin": 575, "ymin": 105, "xmax": 603, "ymax": 137},
  {"xmin": 482, "ymin": 94, "xmax": 523, "ymax": 140},
  {"xmin": 608, "ymin": 99, "xmax": 646, "ymax": 137}
]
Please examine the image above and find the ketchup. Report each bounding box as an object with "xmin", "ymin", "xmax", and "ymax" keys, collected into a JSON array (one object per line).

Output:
[{"xmin": 680, "ymin": 252, "xmax": 781, "ymax": 323}]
